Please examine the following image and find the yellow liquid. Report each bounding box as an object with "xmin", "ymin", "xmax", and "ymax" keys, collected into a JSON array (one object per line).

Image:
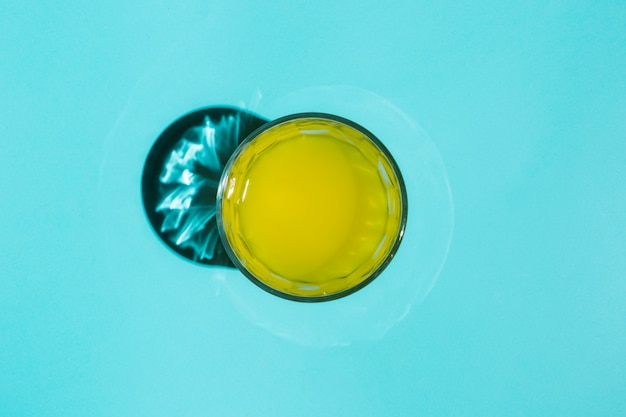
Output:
[{"xmin": 219, "ymin": 117, "xmax": 404, "ymax": 299}]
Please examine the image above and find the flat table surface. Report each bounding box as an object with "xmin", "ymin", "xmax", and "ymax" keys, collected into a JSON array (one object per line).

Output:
[{"xmin": 2, "ymin": 1, "xmax": 625, "ymax": 416}]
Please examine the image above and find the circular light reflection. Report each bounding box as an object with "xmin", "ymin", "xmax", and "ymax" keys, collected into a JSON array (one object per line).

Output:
[{"xmin": 218, "ymin": 85, "xmax": 454, "ymax": 346}]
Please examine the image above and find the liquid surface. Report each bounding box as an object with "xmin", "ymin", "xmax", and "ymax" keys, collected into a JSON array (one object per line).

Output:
[{"xmin": 219, "ymin": 117, "xmax": 405, "ymax": 299}]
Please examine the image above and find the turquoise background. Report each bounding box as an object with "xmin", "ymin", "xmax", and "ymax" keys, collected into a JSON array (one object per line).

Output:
[{"xmin": 1, "ymin": 0, "xmax": 625, "ymax": 415}]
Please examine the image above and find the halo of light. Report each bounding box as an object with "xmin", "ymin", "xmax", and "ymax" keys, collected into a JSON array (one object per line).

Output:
[
  {"xmin": 217, "ymin": 86, "xmax": 454, "ymax": 346},
  {"xmin": 97, "ymin": 47, "xmax": 453, "ymax": 345}
]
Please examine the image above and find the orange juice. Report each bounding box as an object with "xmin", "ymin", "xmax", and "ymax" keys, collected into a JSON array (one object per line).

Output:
[{"xmin": 218, "ymin": 115, "xmax": 406, "ymax": 301}]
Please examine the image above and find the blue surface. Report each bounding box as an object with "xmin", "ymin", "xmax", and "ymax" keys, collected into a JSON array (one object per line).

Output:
[{"xmin": 2, "ymin": 0, "xmax": 625, "ymax": 416}]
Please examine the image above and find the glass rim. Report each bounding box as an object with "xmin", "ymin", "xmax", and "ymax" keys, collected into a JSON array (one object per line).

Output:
[{"xmin": 216, "ymin": 112, "xmax": 409, "ymax": 302}]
